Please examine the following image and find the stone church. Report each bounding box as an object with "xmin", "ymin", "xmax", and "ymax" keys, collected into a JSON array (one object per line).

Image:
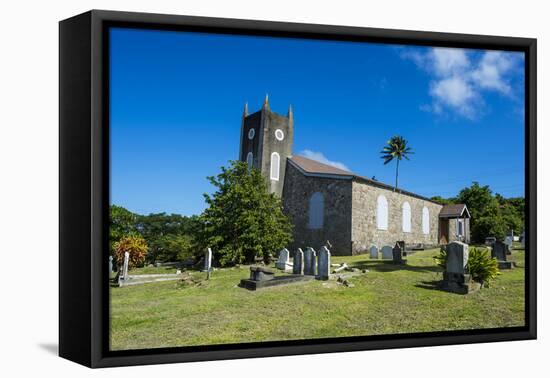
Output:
[{"xmin": 239, "ymin": 96, "xmax": 470, "ymax": 255}]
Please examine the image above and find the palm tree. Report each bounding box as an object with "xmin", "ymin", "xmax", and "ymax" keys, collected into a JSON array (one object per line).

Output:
[{"xmin": 380, "ymin": 136, "xmax": 413, "ymax": 191}]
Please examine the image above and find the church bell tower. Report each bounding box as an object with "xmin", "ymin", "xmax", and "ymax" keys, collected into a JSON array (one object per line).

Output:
[{"xmin": 239, "ymin": 95, "xmax": 294, "ymax": 196}]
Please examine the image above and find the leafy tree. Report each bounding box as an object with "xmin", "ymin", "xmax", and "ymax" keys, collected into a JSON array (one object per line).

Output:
[
  {"xmin": 113, "ymin": 234, "xmax": 148, "ymax": 269},
  {"xmin": 380, "ymin": 135, "xmax": 414, "ymax": 191},
  {"xmin": 430, "ymin": 195, "xmax": 455, "ymax": 205},
  {"xmin": 109, "ymin": 205, "xmax": 138, "ymax": 255},
  {"xmin": 199, "ymin": 160, "xmax": 293, "ymax": 266},
  {"xmin": 153, "ymin": 234, "xmax": 195, "ymax": 262}
]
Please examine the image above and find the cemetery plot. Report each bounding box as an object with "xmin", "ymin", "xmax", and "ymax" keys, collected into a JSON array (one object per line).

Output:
[{"xmin": 110, "ymin": 247, "xmax": 526, "ymax": 351}]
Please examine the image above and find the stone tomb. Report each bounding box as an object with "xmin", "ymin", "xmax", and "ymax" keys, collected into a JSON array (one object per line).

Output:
[
  {"xmin": 369, "ymin": 246, "xmax": 378, "ymax": 259},
  {"xmin": 441, "ymin": 241, "xmax": 480, "ymax": 294},
  {"xmin": 381, "ymin": 245, "xmax": 393, "ymax": 259},
  {"xmin": 240, "ymin": 265, "xmax": 313, "ymax": 290},
  {"xmin": 491, "ymin": 240, "xmax": 513, "ymax": 269},
  {"xmin": 293, "ymin": 248, "xmax": 304, "ymax": 275}
]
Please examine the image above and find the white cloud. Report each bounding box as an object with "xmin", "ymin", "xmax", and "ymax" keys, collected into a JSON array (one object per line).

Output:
[
  {"xmin": 401, "ymin": 47, "xmax": 521, "ymax": 119},
  {"xmin": 298, "ymin": 150, "xmax": 350, "ymax": 171}
]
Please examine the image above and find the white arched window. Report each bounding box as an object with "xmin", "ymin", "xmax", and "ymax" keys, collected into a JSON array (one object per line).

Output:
[
  {"xmin": 402, "ymin": 201, "xmax": 412, "ymax": 233},
  {"xmin": 246, "ymin": 152, "xmax": 253, "ymax": 168},
  {"xmin": 422, "ymin": 206, "xmax": 430, "ymax": 234},
  {"xmin": 270, "ymin": 152, "xmax": 280, "ymax": 180},
  {"xmin": 376, "ymin": 195, "xmax": 388, "ymax": 230},
  {"xmin": 308, "ymin": 192, "xmax": 324, "ymax": 229}
]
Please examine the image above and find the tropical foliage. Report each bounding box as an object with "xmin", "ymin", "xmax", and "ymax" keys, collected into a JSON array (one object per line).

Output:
[
  {"xmin": 467, "ymin": 247, "xmax": 500, "ymax": 285},
  {"xmin": 199, "ymin": 160, "xmax": 293, "ymax": 265},
  {"xmin": 113, "ymin": 234, "xmax": 149, "ymax": 269},
  {"xmin": 380, "ymin": 135, "xmax": 413, "ymax": 190}
]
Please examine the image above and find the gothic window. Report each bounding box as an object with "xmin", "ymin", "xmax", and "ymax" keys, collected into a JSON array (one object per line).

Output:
[
  {"xmin": 402, "ymin": 201, "xmax": 411, "ymax": 233},
  {"xmin": 275, "ymin": 129, "xmax": 284, "ymax": 141},
  {"xmin": 308, "ymin": 192, "xmax": 324, "ymax": 229},
  {"xmin": 270, "ymin": 152, "xmax": 280, "ymax": 180},
  {"xmin": 377, "ymin": 195, "xmax": 388, "ymax": 230},
  {"xmin": 457, "ymin": 219, "xmax": 464, "ymax": 236},
  {"xmin": 422, "ymin": 206, "xmax": 430, "ymax": 234},
  {"xmin": 248, "ymin": 128, "xmax": 255, "ymax": 140},
  {"xmin": 246, "ymin": 152, "xmax": 253, "ymax": 168}
]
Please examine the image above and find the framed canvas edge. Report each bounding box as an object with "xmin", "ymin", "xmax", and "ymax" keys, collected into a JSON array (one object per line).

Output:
[{"xmin": 59, "ymin": 9, "xmax": 537, "ymax": 368}]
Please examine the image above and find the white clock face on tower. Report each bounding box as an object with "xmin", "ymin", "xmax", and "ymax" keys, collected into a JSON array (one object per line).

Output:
[
  {"xmin": 275, "ymin": 129, "xmax": 284, "ymax": 141},
  {"xmin": 248, "ymin": 128, "xmax": 255, "ymax": 140}
]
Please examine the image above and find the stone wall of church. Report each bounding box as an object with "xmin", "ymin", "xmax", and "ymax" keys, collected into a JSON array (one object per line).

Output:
[
  {"xmin": 351, "ymin": 181, "xmax": 443, "ymax": 254},
  {"xmin": 282, "ymin": 162, "xmax": 353, "ymax": 256}
]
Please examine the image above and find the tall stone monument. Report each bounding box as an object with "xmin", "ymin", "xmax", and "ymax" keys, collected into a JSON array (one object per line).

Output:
[
  {"xmin": 317, "ymin": 246, "xmax": 331, "ymax": 280},
  {"xmin": 441, "ymin": 241, "xmax": 480, "ymax": 294},
  {"xmin": 303, "ymin": 247, "xmax": 317, "ymax": 276},
  {"xmin": 293, "ymin": 248, "xmax": 304, "ymax": 275},
  {"xmin": 491, "ymin": 241, "xmax": 513, "ymax": 269}
]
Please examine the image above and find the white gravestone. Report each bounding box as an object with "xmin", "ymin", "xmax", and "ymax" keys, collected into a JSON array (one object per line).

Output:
[
  {"xmin": 303, "ymin": 247, "xmax": 317, "ymax": 276},
  {"xmin": 504, "ymin": 236, "xmax": 513, "ymax": 250},
  {"xmin": 293, "ymin": 248, "xmax": 304, "ymax": 275},
  {"xmin": 204, "ymin": 248, "xmax": 213, "ymax": 272},
  {"xmin": 317, "ymin": 246, "xmax": 331, "ymax": 280},
  {"xmin": 369, "ymin": 246, "xmax": 378, "ymax": 259},
  {"xmin": 108, "ymin": 255, "xmax": 113, "ymax": 273},
  {"xmin": 118, "ymin": 251, "xmax": 130, "ymax": 286},
  {"xmin": 381, "ymin": 246, "xmax": 393, "ymax": 259},
  {"xmin": 275, "ymin": 248, "xmax": 291, "ymax": 271}
]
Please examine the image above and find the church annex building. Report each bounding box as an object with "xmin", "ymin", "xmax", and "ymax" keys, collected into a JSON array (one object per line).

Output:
[{"xmin": 239, "ymin": 97, "xmax": 470, "ymax": 255}]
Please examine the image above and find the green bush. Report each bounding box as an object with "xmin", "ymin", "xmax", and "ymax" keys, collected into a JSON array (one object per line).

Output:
[
  {"xmin": 467, "ymin": 247, "xmax": 500, "ymax": 285},
  {"xmin": 433, "ymin": 247, "xmax": 447, "ymax": 269}
]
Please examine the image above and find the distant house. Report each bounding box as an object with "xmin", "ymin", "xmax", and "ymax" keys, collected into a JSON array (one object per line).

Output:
[{"xmin": 239, "ymin": 97, "xmax": 470, "ymax": 255}]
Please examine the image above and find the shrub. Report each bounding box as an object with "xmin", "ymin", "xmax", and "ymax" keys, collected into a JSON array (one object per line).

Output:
[
  {"xmin": 114, "ymin": 234, "xmax": 148, "ymax": 269},
  {"xmin": 467, "ymin": 247, "xmax": 500, "ymax": 285},
  {"xmin": 433, "ymin": 246, "xmax": 447, "ymax": 269}
]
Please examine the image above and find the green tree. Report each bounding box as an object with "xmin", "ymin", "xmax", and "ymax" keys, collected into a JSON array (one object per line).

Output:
[
  {"xmin": 380, "ymin": 136, "xmax": 414, "ymax": 190},
  {"xmin": 109, "ymin": 205, "xmax": 138, "ymax": 255},
  {"xmin": 153, "ymin": 234, "xmax": 195, "ymax": 262},
  {"xmin": 199, "ymin": 160, "xmax": 293, "ymax": 265},
  {"xmin": 113, "ymin": 234, "xmax": 148, "ymax": 269}
]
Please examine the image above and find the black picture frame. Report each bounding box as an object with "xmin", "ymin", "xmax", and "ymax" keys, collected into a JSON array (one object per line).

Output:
[{"xmin": 59, "ymin": 9, "xmax": 537, "ymax": 368}]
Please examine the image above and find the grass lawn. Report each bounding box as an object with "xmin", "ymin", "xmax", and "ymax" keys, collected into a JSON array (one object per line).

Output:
[{"xmin": 109, "ymin": 247, "xmax": 525, "ymax": 351}]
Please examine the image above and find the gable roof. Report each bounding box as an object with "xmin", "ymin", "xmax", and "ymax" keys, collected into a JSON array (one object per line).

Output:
[
  {"xmin": 288, "ymin": 155, "xmax": 442, "ymax": 205},
  {"xmin": 439, "ymin": 204, "xmax": 470, "ymax": 218}
]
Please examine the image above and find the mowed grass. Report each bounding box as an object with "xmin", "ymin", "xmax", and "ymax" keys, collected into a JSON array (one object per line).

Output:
[{"xmin": 110, "ymin": 247, "xmax": 525, "ymax": 351}]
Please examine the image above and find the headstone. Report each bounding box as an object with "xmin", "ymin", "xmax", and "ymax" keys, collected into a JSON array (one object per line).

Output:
[
  {"xmin": 520, "ymin": 231, "xmax": 525, "ymax": 248},
  {"xmin": 504, "ymin": 236, "xmax": 513, "ymax": 252},
  {"xmin": 381, "ymin": 246, "xmax": 393, "ymax": 259},
  {"xmin": 442, "ymin": 241, "xmax": 479, "ymax": 294},
  {"xmin": 293, "ymin": 248, "xmax": 304, "ymax": 275},
  {"xmin": 369, "ymin": 246, "xmax": 378, "ymax": 259},
  {"xmin": 491, "ymin": 241, "xmax": 512, "ymax": 269},
  {"xmin": 303, "ymin": 247, "xmax": 317, "ymax": 276},
  {"xmin": 204, "ymin": 248, "xmax": 213, "ymax": 272},
  {"xmin": 317, "ymin": 246, "xmax": 331, "ymax": 280},
  {"xmin": 392, "ymin": 243, "xmax": 404, "ymax": 264},
  {"xmin": 108, "ymin": 255, "xmax": 113, "ymax": 273},
  {"xmin": 275, "ymin": 248, "xmax": 291, "ymax": 270},
  {"xmin": 123, "ymin": 251, "xmax": 129, "ymax": 278}
]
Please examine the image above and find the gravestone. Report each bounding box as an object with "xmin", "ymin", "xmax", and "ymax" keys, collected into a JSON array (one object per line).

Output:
[
  {"xmin": 122, "ymin": 251, "xmax": 129, "ymax": 279},
  {"xmin": 304, "ymin": 247, "xmax": 317, "ymax": 276},
  {"xmin": 204, "ymin": 248, "xmax": 213, "ymax": 272},
  {"xmin": 504, "ymin": 236, "xmax": 513, "ymax": 252},
  {"xmin": 293, "ymin": 248, "xmax": 304, "ymax": 275},
  {"xmin": 520, "ymin": 231, "xmax": 525, "ymax": 248},
  {"xmin": 108, "ymin": 255, "xmax": 113, "ymax": 273},
  {"xmin": 317, "ymin": 246, "xmax": 331, "ymax": 280},
  {"xmin": 369, "ymin": 246, "xmax": 379, "ymax": 259},
  {"xmin": 442, "ymin": 241, "xmax": 479, "ymax": 294},
  {"xmin": 485, "ymin": 236, "xmax": 496, "ymax": 246},
  {"xmin": 275, "ymin": 248, "xmax": 291, "ymax": 271},
  {"xmin": 381, "ymin": 246, "xmax": 393, "ymax": 259},
  {"xmin": 491, "ymin": 241, "xmax": 512, "ymax": 269},
  {"xmin": 392, "ymin": 243, "xmax": 404, "ymax": 264}
]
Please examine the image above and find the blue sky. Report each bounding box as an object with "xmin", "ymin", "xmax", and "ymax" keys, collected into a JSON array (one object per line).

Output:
[{"xmin": 110, "ymin": 27, "xmax": 525, "ymax": 216}]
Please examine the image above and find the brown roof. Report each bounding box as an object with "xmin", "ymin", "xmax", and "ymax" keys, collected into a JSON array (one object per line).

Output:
[
  {"xmin": 288, "ymin": 155, "xmax": 442, "ymax": 205},
  {"xmin": 289, "ymin": 155, "xmax": 353, "ymax": 176},
  {"xmin": 439, "ymin": 204, "xmax": 470, "ymax": 218}
]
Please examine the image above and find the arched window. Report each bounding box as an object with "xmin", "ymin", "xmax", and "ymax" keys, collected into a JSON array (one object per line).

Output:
[
  {"xmin": 376, "ymin": 195, "xmax": 388, "ymax": 230},
  {"xmin": 308, "ymin": 192, "xmax": 324, "ymax": 229},
  {"xmin": 402, "ymin": 201, "xmax": 411, "ymax": 233},
  {"xmin": 422, "ymin": 206, "xmax": 430, "ymax": 234},
  {"xmin": 246, "ymin": 152, "xmax": 253, "ymax": 168},
  {"xmin": 270, "ymin": 152, "xmax": 280, "ymax": 180}
]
